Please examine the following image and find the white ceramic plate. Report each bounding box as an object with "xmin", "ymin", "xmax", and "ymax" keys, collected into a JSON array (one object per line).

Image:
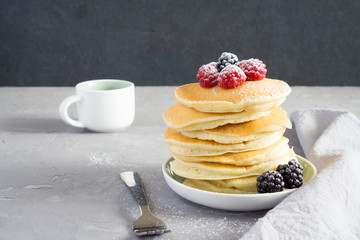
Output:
[{"xmin": 162, "ymin": 155, "xmax": 317, "ymax": 211}]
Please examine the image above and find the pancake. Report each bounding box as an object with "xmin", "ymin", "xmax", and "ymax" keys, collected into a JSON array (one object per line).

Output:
[
  {"xmin": 174, "ymin": 78, "xmax": 291, "ymax": 113},
  {"xmin": 172, "ymin": 137, "xmax": 291, "ymax": 166},
  {"xmin": 209, "ymin": 177, "xmax": 258, "ymax": 192},
  {"xmin": 183, "ymin": 179, "xmax": 256, "ymax": 194},
  {"xmin": 163, "ymin": 102, "xmax": 274, "ymax": 131},
  {"xmin": 171, "ymin": 149, "xmax": 295, "ymax": 180},
  {"xmin": 180, "ymin": 107, "xmax": 291, "ymax": 144},
  {"xmin": 165, "ymin": 127, "xmax": 285, "ymax": 156},
  {"xmin": 184, "ymin": 176, "xmax": 258, "ymax": 193},
  {"xmin": 182, "ymin": 130, "xmax": 286, "ymax": 145}
]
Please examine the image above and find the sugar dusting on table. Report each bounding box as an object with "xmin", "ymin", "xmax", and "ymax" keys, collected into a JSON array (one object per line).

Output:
[
  {"xmin": 116, "ymin": 168, "xmax": 266, "ymax": 239},
  {"xmin": 87, "ymin": 151, "xmax": 118, "ymax": 166}
]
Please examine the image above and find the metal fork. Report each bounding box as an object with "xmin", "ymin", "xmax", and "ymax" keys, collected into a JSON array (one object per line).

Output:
[{"xmin": 120, "ymin": 171, "xmax": 170, "ymax": 236}]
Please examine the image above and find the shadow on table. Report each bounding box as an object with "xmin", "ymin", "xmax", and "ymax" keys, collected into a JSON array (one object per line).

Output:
[
  {"xmin": 1, "ymin": 117, "xmax": 91, "ymax": 134},
  {"xmin": 284, "ymin": 127, "xmax": 304, "ymax": 157}
]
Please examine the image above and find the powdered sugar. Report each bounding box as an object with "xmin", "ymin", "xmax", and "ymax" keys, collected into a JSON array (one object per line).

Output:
[
  {"xmin": 87, "ymin": 151, "xmax": 118, "ymax": 166},
  {"xmin": 120, "ymin": 169, "xmax": 265, "ymax": 239}
]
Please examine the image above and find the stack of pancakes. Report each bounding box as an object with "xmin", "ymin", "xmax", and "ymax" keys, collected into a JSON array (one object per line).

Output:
[{"xmin": 163, "ymin": 78, "xmax": 294, "ymax": 193}]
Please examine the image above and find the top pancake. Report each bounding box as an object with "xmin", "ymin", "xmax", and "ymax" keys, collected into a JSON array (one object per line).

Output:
[{"xmin": 175, "ymin": 78, "xmax": 291, "ymax": 113}]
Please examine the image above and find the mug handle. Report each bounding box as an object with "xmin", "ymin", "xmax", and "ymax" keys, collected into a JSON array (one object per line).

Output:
[{"xmin": 59, "ymin": 95, "xmax": 85, "ymax": 128}]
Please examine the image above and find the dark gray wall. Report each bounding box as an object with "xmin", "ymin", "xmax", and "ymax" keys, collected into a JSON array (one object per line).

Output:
[{"xmin": 1, "ymin": 0, "xmax": 359, "ymax": 86}]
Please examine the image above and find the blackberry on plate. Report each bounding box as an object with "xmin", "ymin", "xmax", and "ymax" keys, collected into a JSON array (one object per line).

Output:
[
  {"xmin": 276, "ymin": 159, "xmax": 303, "ymax": 189},
  {"xmin": 257, "ymin": 170, "xmax": 285, "ymax": 193},
  {"xmin": 216, "ymin": 52, "xmax": 239, "ymax": 72}
]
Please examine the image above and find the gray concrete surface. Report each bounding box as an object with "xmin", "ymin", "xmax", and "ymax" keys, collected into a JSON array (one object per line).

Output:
[{"xmin": 0, "ymin": 86, "xmax": 359, "ymax": 240}]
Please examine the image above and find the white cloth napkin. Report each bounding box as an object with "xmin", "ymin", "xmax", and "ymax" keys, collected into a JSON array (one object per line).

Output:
[{"xmin": 242, "ymin": 109, "xmax": 360, "ymax": 240}]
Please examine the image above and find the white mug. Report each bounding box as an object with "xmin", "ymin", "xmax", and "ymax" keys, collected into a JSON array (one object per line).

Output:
[{"xmin": 59, "ymin": 79, "xmax": 135, "ymax": 132}]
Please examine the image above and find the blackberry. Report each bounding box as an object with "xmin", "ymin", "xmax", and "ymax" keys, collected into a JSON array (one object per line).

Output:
[
  {"xmin": 216, "ymin": 52, "xmax": 240, "ymax": 72},
  {"xmin": 276, "ymin": 160, "xmax": 303, "ymax": 189},
  {"xmin": 257, "ymin": 170, "xmax": 285, "ymax": 193}
]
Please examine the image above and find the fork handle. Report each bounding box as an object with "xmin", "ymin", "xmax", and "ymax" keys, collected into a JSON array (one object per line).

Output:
[{"xmin": 120, "ymin": 171, "xmax": 148, "ymax": 207}]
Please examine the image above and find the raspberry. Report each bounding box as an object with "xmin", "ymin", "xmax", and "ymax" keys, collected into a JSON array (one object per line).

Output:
[
  {"xmin": 257, "ymin": 170, "xmax": 285, "ymax": 193},
  {"xmin": 196, "ymin": 62, "xmax": 219, "ymax": 88},
  {"xmin": 276, "ymin": 159, "xmax": 303, "ymax": 189},
  {"xmin": 217, "ymin": 65, "xmax": 246, "ymax": 89},
  {"xmin": 216, "ymin": 52, "xmax": 240, "ymax": 72},
  {"xmin": 239, "ymin": 58, "xmax": 267, "ymax": 81}
]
